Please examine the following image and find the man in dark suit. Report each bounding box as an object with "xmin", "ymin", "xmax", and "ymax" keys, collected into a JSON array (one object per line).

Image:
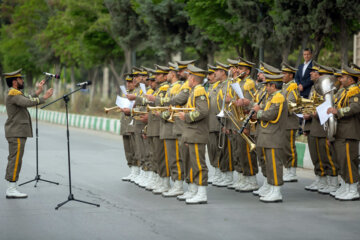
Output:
[{"xmin": 295, "ymin": 48, "xmax": 313, "ymax": 98}]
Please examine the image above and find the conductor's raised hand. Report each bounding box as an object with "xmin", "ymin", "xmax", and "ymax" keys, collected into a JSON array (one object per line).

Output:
[{"xmin": 43, "ymin": 88, "xmax": 54, "ymax": 100}]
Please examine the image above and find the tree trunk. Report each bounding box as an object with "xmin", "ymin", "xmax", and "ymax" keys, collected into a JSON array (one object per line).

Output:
[
  {"xmin": 124, "ymin": 49, "xmax": 132, "ymax": 73},
  {"xmin": 102, "ymin": 66, "xmax": 109, "ymax": 101},
  {"xmin": 243, "ymin": 43, "xmax": 255, "ymax": 62},
  {"xmin": 109, "ymin": 60, "xmax": 124, "ymax": 95},
  {"xmin": 89, "ymin": 68, "xmax": 98, "ymax": 108},
  {"xmin": 70, "ymin": 67, "xmax": 76, "ymax": 105},
  {"xmin": 339, "ymin": 16, "xmax": 349, "ymax": 67},
  {"xmin": 313, "ymin": 35, "xmax": 324, "ymax": 61},
  {"xmin": 281, "ymin": 36, "xmax": 293, "ymax": 64},
  {"xmin": 296, "ymin": 34, "xmax": 309, "ymax": 67}
]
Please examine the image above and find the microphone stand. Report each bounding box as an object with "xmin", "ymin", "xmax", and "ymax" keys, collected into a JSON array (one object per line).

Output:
[
  {"xmin": 41, "ymin": 84, "xmax": 100, "ymax": 210},
  {"xmin": 19, "ymin": 105, "xmax": 60, "ymax": 187},
  {"xmin": 20, "ymin": 76, "xmax": 59, "ymax": 187}
]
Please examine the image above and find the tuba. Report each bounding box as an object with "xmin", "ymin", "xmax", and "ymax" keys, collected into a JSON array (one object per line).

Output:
[{"xmin": 314, "ymin": 75, "xmax": 337, "ymax": 140}]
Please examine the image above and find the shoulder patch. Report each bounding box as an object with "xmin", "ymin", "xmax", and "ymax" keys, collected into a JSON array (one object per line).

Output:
[
  {"xmin": 159, "ymin": 84, "xmax": 170, "ymax": 92},
  {"xmin": 170, "ymin": 83, "xmax": 182, "ymax": 95},
  {"xmin": 243, "ymin": 79, "xmax": 255, "ymax": 91},
  {"xmin": 146, "ymin": 89, "xmax": 154, "ymax": 95},
  {"xmin": 180, "ymin": 80, "xmax": 191, "ymax": 91},
  {"xmin": 286, "ymin": 82, "xmax": 298, "ymax": 92},
  {"xmin": 194, "ymin": 86, "xmax": 207, "ymax": 97},
  {"xmin": 271, "ymin": 92, "xmax": 285, "ymax": 104},
  {"xmin": 8, "ymin": 89, "xmax": 22, "ymax": 96},
  {"xmin": 347, "ymin": 86, "xmax": 360, "ymax": 98}
]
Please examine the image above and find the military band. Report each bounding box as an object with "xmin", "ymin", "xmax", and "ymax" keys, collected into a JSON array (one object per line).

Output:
[{"xmin": 4, "ymin": 57, "xmax": 360, "ymax": 204}]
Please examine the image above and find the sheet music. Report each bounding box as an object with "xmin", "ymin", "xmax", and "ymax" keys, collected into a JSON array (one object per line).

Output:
[
  {"xmin": 139, "ymin": 83, "xmax": 147, "ymax": 95},
  {"xmin": 230, "ymin": 82, "xmax": 244, "ymax": 99},
  {"xmin": 316, "ymin": 99, "xmax": 333, "ymax": 125},
  {"xmin": 120, "ymin": 85, "xmax": 127, "ymax": 96},
  {"xmin": 116, "ymin": 95, "xmax": 134, "ymax": 109}
]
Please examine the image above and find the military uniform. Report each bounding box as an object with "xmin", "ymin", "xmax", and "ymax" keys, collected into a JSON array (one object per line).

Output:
[
  {"xmin": 305, "ymin": 62, "xmax": 338, "ymax": 192},
  {"xmin": 281, "ymin": 63, "xmax": 300, "ymax": 182},
  {"xmin": 256, "ymin": 74, "xmax": 288, "ymax": 202},
  {"xmin": 5, "ymin": 88, "xmax": 45, "ymax": 182},
  {"xmin": 331, "ymin": 66, "xmax": 360, "ymax": 200}
]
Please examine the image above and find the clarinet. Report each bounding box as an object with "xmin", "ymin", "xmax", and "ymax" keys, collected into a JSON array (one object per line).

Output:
[{"xmin": 239, "ymin": 92, "xmax": 266, "ymax": 134}]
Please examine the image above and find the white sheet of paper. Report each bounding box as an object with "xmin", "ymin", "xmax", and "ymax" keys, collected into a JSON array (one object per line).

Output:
[
  {"xmin": 316, "ymin": 99, "xmax": 333, "ymax": 125},
  {"xmin": 116, "ymin": 95, "xmax": 133, "ymax": 109},
  {"xmin": 230, "ymin": 83, "xmax": 244, "ymax": 99},
  {"xmin": 140, "ymin": 83, "xmax": 147, "ymax": 95},
  {"xmin": 120, "ymin": 85, "xmax": 127, "ymax": 96},
  {"xmin": 296, "ymin": 113, "xmax": 304, "ymax": 118}
]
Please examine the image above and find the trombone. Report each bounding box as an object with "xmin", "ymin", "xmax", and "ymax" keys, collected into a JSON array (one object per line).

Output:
[
  {"xmin": 131, "ymin": 108, "xmax": 148, "ymax": 120},
  {"xmin": 217, "ymin": 70, "xmax": 232, "ymax": 149},
  {"xmin": 224, "ymin": 108, "xmax": 256, "ymax": 152},
  {"xmin": 104, "ymin": 106, "xmax": 122, "ymax": 114}
]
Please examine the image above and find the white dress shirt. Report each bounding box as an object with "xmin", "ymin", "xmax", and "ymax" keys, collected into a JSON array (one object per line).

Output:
[{"xmin": 302, "ymin": 60, "xmax": 312, "ymax": 77}]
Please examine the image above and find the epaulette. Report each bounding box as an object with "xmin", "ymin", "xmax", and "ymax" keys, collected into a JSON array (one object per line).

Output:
[
  {"xmin": 347, "ymin": 86, "xmax": 360, "ymax": 98},
  {"xmin": 8, "ymin": 89, "xmax": 22, "ymax": 96},
  {"xmin": 180, "ymin": 80, "xmax": 191, "ymax": 91},
  {"xmin": 194, "ymin": 86, "xmax": 207, "ymax": 97},
  {"xmin": 243, "ymin": 79, "xmax": 255, "ymax": 91},
  {"xmin": 286, "ymin": 82, "xmax": 298, "ymax": 93},
  {"xmin": 146, "ymin": 89, "xmax": 154, "ymax": 95},
  {"xmin": 159, "ymin": 84, "xmax": 170, "ymax": 92},
  {"xmin": 170, "ymin": 82, "xmax": 182, "ymax": 95},
  {"xmin": 212, "ymin": 81, "xmax": 221, "ymax": 90},
  {"xmin": 271, "ymin": 92, "xmax": 285, "ymax": 104}
]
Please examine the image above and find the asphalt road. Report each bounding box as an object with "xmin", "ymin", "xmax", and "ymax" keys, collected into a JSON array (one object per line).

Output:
[{"xmin": 0, "ymin": 114, "xmax": 359, "ymax": 240}]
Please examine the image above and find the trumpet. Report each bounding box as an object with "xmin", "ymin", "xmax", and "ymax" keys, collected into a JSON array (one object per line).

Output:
[
  {"xmin": 131, "ymin": 108, "xmax": 148, "ymax": 120},
  {"xmin": 288, "ymin": 96, "xmax": 323, "ymax": 115},
  {"xmin": 167, "ymin": 106, "xmax": 195, "ymax": 122},
  {"xmin": 104, "ymin": 106, "xmax": 122, "ymax": 114},
  {"xmin": 146, "ymin": 105, "xmax": 169, "ymax": 113}
]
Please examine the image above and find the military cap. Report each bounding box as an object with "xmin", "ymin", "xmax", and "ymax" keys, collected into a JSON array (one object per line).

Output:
[
  {"xmin": 350, "ymin": 63, "xmax": 360, "ymax": 72},
  {"xmin": 123, "ymin": 73, "xmax": 133, "ymax": 81},
  {"xmin": 262, "ymin": 73, "xmax": 284, "ymax": 83},
  {"xmin": 310, "ymin": 61, "xmax": 333, "ymax": 74},
  {"xmin": 238, "ymin": 57, "xmax": 255, "ymax": 68},
  {"xmin": 168, "ymin": 62, "xmax": 179, "ymax": 71},
  {"xmin": 147, "ymin": 75, "xmax": 156, "ymax": 81},
  {"xmin": 3, "ymin": 69, "xmax": 24, "ymax": 79},
  {"xmin": 207, "ymin": 64, "xmax": 216, "ymax": 73},
  {"xmin": 281, "ymin": 63, "xmax": 298, "ymax": 74},
  {"xmin": 332, "ymin": 68, "xmax": 342, "ymax": 77},
  {"xmin": 259, "ymin": 61, "xmax": 282, "ymax": 75},
  {"xmin": 175, "ymin": 60, "xmax": 196, "ymax": 69},
  {"xmin": 142, "ymin": 67, "xmax": 156, "ymax": 74},
  {"xmin": 139, "ymin": 66, "xmax": 150, "ymax": 75},
  {"xmin": 341, "ymin": 65, "xmax": 360, "ymax": 79},
  {"xmin": 227, "ymin": 58, "xmax": 239, "ymax": 67},
  {"xmin": 187, "ymin": 64, "xmax": 207, "ymax": 78},
  {"xmin": 154, "ymin": 64, "xmax": 170, "ymax": 74},
  {"xmin": 214, "ymin": 61, "xmax": 230, "ymax": 71}
]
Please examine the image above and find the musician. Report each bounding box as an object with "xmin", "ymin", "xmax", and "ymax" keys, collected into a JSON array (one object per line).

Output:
[
  {"xmin": 178, "ymin": 64, "xmax": 210, "ymax": 204},
  {"xmin": 206, "ymin": 64, "xmax": 221, "ymax": 184},
  {"xmin": 281, "ymin": 63, "xmax": 300, "ymax": 182},
  {"xmin": 212, "ymin": 61, "xmax": 234, "ymax": 187},
  {"xmin": 159, "ymin": 63, "xmax": 185, "ymax": 197},
  {"xmin": 327, "ymin": 66, "xmax": 360, "ymax": 201},
  {"xmin": 252, "ymin": 74, "xmax": 288, "ymax": 202},
  {"xmin": 251, "ymin": 62, "xmax": 282, "ymax": 196},
  {"xmin": 156, "ymin": 60, "xmax": 196, "ymax": 201},
  {"xmin": 126, "ymin": 68, "xmax": 147, "ymax": 185},
  {"xmin": 304, "ymin": 62, "xmax": 338, "ymax": 194},
  {"xmin": 121, "ymin": 74, "xmax": 138, "ymax": 181},
  {"xmin": 130, "ymin": 65, "xmax": 170, "ymax": 193},
  {"xmin": 230, "ymin": 57, "xmax": 258, "ymax": 192},
  {"xmin": 4, "ymin": 69, "xmax": 53, "ymax": 198}
]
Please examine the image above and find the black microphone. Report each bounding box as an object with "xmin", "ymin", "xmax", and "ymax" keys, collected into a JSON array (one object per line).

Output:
[
  {"xmin": 43, "ymin": 72, "xmax": 60, "ymax": 79},
  {"xmin": 76, "ymin": 81, "xmax": 92, "ymax": 87}
]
